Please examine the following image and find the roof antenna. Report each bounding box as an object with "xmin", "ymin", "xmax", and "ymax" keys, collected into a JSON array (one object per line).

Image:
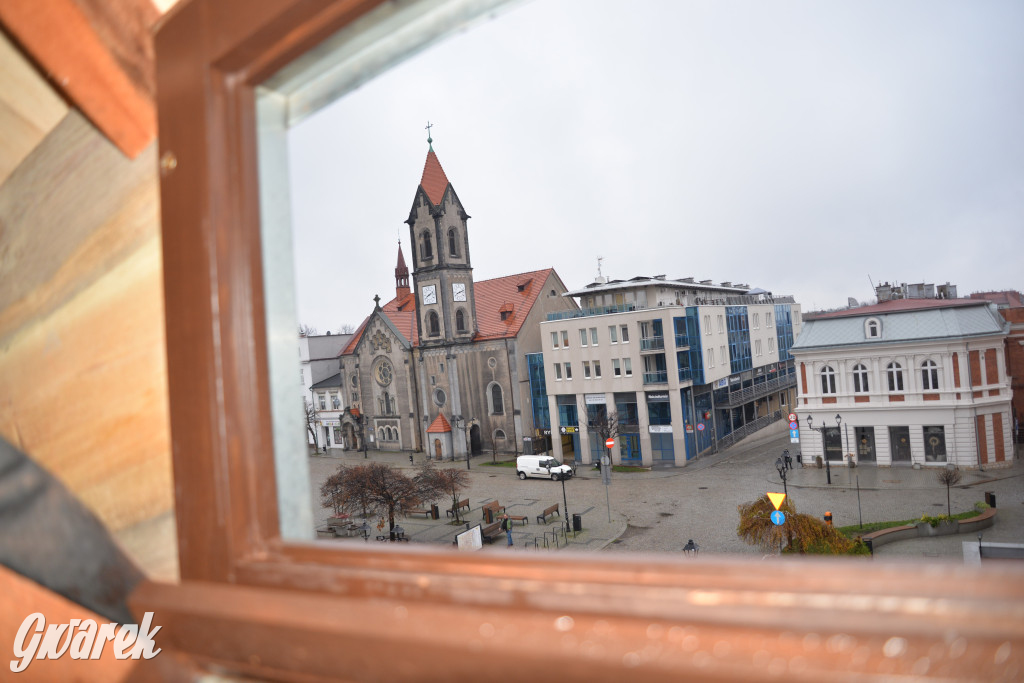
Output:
[
  {"xmin": 425, "ymin": 121, "xmax": 434, "ymax": 151},
  {"xmin": 596, "ymin": 256, "xmax": 605, "ymax": 284}
]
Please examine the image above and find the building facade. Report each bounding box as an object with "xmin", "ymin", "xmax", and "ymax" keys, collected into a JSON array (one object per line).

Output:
[
  {"xmin": 792, "ymin": 297, "xmax": 1013, "ymax": 469},
  {"xmin": 300, "ymin": 332, "xmax": 352, "ymax": 449},
  {"xmin": 540, "ymin": 276, "xmax": 802, "ymax": 467},
  {"xmin": 335, "ymin": 145, "xmax": 577, "ymax": 458}
]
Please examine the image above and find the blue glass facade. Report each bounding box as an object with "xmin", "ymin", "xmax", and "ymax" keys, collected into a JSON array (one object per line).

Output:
[
  {"xmin": 726, "ymin": 306, "xmax": 752, "ymax": 374},
  {"xmin": 673, "ymin": 309, "xmax": 704, "ymax": 384},
  {"xmin": 774, "ymin": 304, "xmax": 795, "ymax": 362},
  {"xmin": 526, "ymin": 353, "xmax": 550, "ymax": 430}
]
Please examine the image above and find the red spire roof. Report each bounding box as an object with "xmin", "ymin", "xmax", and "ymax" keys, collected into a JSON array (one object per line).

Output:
[
  {"xmin": 426, "ymin": 413, "xmax": 452, "ymax": 433},
  {"xmin": 419, "ymin": 149, "xmax": 450, "ymax": 206},
  {"xmin": 395, "ymin": 243, "xmax": 408, "ymax": 276}
]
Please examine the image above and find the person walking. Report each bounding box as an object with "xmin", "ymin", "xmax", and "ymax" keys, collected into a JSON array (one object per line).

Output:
[{"xmin": 501, "ymin": 514, "xmax": 513, "ymax": 547}]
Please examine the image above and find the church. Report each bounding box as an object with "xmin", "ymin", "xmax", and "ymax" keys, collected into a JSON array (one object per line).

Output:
[{"xmin": 336, "ymin": 143, "xmax": 577, "ymax": 460}]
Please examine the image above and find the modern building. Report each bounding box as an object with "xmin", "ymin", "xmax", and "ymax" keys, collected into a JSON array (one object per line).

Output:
[
  {"xmin": 336, "ymin": 143, "xmax": 577, "ymax": 459},
  {"xmin": 792, "ymin": 289, "xmax": 1013, "ymax": 469},
  {"xmin": 540, "ymin": 275, "xmax": 802, "ymax": 467}
]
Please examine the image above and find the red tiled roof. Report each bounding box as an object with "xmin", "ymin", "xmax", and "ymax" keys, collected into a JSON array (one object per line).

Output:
[
  {"xmin": 419, "ymin": 149, "xmax": 449, "ymax": 206},
  {"xmin": 474, "ymin": 269, "xmax": 555, "ymax": 340},
  {"xmin": 426, "ymin": 413, "xmax": 451, "ymax": 433},
  {"xmin": 384, "ymin": 310, "xmax": 419, "ymax": 347},
  {"xmin": 809, "ymin": 298, "xmax": 986, "ymax": 320},
  {"xmin": 340, "ymin": 317, "xmax": 369, "ymax": 355},
  {"xmin": 969, "ymin": 291, "xmax": 1024, "ymax": 308},
  {"xmin": 383, "ymin": 291, "xmax": 416, "ymax": 313}
]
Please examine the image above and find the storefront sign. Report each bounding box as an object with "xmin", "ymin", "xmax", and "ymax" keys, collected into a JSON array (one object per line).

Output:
[
  {"xmin": 646, "ymin": 392, "xmax": 669, "ymax": 401},
  {"xmin": 649, "ymin": 425, "xmax": 673, "ymax": 434},
  {"xmin": 560, "ymin": 426, "xmax": 578, "ymax": 434},
  {"xmin": 585, "ymin": 394, "xmax": 607, "ymax": 405},
  {"xmin": 716, "ymin": 379, "xmax": 728, "ymax": 388}
]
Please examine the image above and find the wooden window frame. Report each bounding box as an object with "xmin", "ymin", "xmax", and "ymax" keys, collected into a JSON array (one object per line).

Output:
[{"xmin": 142, "ymin": 0, "xmax": 1024, "ymax": 679}]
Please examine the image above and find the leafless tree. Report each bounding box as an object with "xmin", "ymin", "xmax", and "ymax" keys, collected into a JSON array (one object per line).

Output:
[
  {"xmin": 338, "ymin": 323, "xmax": 356, "ymax": 334},
  {"xmin": 320, "ymin": 463, "xmax": 436, "ymax": 539},
  {"xmin": 299, "ymin": 323, "xmax": 318, "ymax": 337},
  {"xmin": 588, "ymin": 407, "xmax": 620, "ymax": 455},
  {"xmin": 417, "ymin": 465, "xmax": 470, "ymax": 523},
  {"xmin": 304, "ymin": 398, "xmax": 318, "ymax": 451},
  {"xmin": 935, "ymin": 466, "xmax": 963, "ymax": 517}
]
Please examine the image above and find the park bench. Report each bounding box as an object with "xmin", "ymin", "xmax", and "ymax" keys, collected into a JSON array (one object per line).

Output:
[
  {"xmin": 536, "ymin": 504, "xmax": 560, "ymax": 524},
  {"xmin": 447, "ymin": 498, "xmax": 470, "ymax": 518},
  {"xmin": 481, "ymin": 521, "xmax": 504, "ymax": 544},
  {"xmin": 481, "ymin": 500, "xmax": 505, "ymax": 523},
  {"xmin": 405, "ymin": 508, "xmax": 433, "ymax": 518},
  {"xmin": 507, "ymin": 513, "xmax": 528, "ymax": 526}
]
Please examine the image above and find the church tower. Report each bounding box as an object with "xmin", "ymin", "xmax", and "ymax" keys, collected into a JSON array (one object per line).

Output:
[
  {"xmin": 406, "ymin": 138, "xmax": 477, "ymax": 346},
  {"xmin": 394, "ymin": 241, "xmax": 410, "ymax": 300}
]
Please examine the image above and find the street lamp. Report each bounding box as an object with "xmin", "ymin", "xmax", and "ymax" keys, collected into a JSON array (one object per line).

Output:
[
  {"xmin": 392, "ymin": 524, "xmax": 404, "ymax": 542},
  {"xmin": 775, "ymin": 457, "xmax": 788, "ymax": 497},
  {"xmin": 682, "ymin": 539, "xmax": 699, "ymax": 557},
  {"xmin": 805, "ymin": 414, "xmax": 841, "ymax": 485},
  {"xmin": 358, "ymin": 414, "xmax": 368, "ymax": 458},
  {"xmin": 556, "ymin": 470, "xmax": 571, "ymax": 534}
]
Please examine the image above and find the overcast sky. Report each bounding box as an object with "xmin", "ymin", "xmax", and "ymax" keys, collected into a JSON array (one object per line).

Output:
[{"xmin": 287, "ymin": 0, "xmax": 1024, "ymax": 334}]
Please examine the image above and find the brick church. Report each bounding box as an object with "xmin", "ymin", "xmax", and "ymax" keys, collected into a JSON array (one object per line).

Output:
[{"xmin": 337, "ymin": 143, "xmax": 576, "ymax": 460}]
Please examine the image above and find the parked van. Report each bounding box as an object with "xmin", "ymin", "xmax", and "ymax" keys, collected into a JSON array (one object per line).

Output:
[{"xmin": 515, "ymin": 455, "xmax": 573, "ymax": 481}]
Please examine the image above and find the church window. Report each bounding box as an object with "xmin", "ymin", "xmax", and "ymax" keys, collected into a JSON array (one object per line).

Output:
[
  {"xmin": 433, "ymin": 388, "xmax": 447, "ymax": 406},
  {"xmin": 488, "ymin": 383, "xmax": 504, "ymax": 415},
  {"xmin": 448, "ymin": 228, "xmax": 459, "ymax": 257},
  {"xmin": 427, "ymin": 311, "xmax": 440, "ymax": 337},
  {"xmin": 420, "ymin": 230, "xmax": 433, "ymax": 260},
  {"xmin": 456, "ymin": 309, "xmax": 466, "ymax": 333},
  {"xmin": 494, "ymin": 429, "xmax": 506, "ymax": 440}
]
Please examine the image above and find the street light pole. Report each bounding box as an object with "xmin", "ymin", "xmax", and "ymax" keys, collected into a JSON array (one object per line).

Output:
[
  {"xmin": 805, "ymin": 414, "xmax": 841, "ymax": 485},
  {"xmin": 360, "ymin": 415, "xmax": 368, "ymax": 458},
  {"xmin": 775, "ymin": 457, "xmax": 788, "ymax": 497}
]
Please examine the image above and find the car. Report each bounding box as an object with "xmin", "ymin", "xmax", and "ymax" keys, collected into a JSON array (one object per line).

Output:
[{"xmin": 515, "ymin": 455, "xmax": 573, "ymax": 481}]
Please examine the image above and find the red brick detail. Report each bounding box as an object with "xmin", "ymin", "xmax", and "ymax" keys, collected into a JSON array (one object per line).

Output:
[
  {"xmin": 800, "ymin": 363, "xmax": 808, "ymax": 394},
  {"xmin": 993, "ymin": 413, "xmax": 1005, "ymax": 462},
  {"xmin": 922, "ymin": 393, "xmax": 940, "ymax": 401},
  {"xmin": 802, "ymin": 398, "xmax": 807, "ymax": 405},
  {"xmin": 956, "ymin": 392, "xmax": 961, "ymax": 400},
  {"xmin": 985, "ymin": 348, "xmax": 999, "ymax": 386},
  {"xmin": 854, "ymin": 396, "xmax": 870, "ymax": 403},
  {"xmin": 989, "ymin": 389, "xmax": 1000, "ymax": 397},
  {"xmin": 888, "ymin": 395, "xmax": 905, "ymax": 402},
  {"xmin": 973, "ymin": 391, "xmax": 983, "ymax": 399},
  {"xmin": 952, "ymin": 352, "xmax": 961, "ymax": 388},
  {"xmin": 977, "ymin": 415, "xmax": 989, "ymax": 465},
  {"xmin": 969, "ymin": 350, "xmax": 981, "ymax": 387},
  {"xmin": 822, "ymin": 397, "xmax": 837, "ymax": 404}
]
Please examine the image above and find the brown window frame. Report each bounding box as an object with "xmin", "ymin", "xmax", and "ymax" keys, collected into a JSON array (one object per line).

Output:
[{"xmin": 143, "ymin": 0, "xmax": 1024, "ymax": 679}]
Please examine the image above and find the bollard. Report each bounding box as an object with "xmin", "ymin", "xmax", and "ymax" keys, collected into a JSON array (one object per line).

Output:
[
  {"xmin": 409, "ymin": 454, "xmax": 414, "ymax": 466},
  {"xmin": 824, "ymin": 511, "xmax": 833, "ymax": 526}
]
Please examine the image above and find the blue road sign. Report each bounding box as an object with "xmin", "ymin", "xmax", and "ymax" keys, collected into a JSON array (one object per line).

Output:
[
  {"xmin": 789, "ymin": 429, "xmax": 799, "ymax": 439},
  {"xmin": 771, "ymin": 511, "xmax": 786, "ymax": 526},
  {"xmin": 789, "ymin": 421, "xmax": 798, "ymax": 430}
]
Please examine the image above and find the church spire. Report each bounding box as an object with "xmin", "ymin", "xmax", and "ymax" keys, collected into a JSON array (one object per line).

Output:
[
  {"xmin": 419, "ymin": 145, "xmax": 450, "ymax": 207},
  {"xmin": 395, "ymin": 240, "xmax": 410, "ymax": 299}
]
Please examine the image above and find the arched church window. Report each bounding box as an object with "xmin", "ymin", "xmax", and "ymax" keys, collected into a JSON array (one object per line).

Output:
[
  {"xmin": 420, "ymin": 230, "xmax": 433, "ymax": 260},
  {"xmin": 448, "ymin": 227, "xmax": 459, "ymax": 257},
  {"xmin": 488, "ymin": 382, "xmax": 504, "ymax": 415},
  {"xmin": 456, "ymin": 309, "xmax": 466, "ymax": 333},
  {"xmin": 427, "ymin": 311, "xmax": 440, "ymax": 337}
]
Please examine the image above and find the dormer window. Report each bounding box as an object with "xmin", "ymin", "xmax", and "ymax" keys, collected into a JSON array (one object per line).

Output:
[{"xmin": 865, "ymin": 318, "xmax": 881, "ymax": 339}]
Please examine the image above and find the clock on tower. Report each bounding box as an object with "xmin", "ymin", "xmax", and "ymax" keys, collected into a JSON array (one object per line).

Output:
[{"xmin": 452, "ymin": 282, "xmax": 466, "ymax": 302}]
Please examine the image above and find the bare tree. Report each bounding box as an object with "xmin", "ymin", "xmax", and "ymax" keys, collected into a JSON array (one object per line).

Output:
[
  {"xmin": 321, "ymin": 463, "xmax": 436, "ymax": 539},
  {"xmin": 299, "ymin": 323, "xmax": 318, "ymax": 337},
  {"xmin": 417, "ymin": 465, "xmax": 470, "ymax": 523},
  {"xmin": 935, "ymin": 466, "xmax": 963, "ymax": 517},
  {"xmin": 304, "ymin": 398, "xmax": 319, "ymax": 451},
  {"xmin": 588, "ymin": 407, "xmax": 620, "ymax": 463},
  {"xmin": 338, "ymin": 323, "xmax": 356, "ymax": 334},
  {"xmin": 320, "ymin": 464, "xmax": 373, "ymax": 519}
]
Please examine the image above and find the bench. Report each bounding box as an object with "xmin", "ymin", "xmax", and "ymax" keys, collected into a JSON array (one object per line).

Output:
[
  {"xmin": 536, "ymin": 504, "xmax": 560, "ymax": 524},
  {"xmin": 406, "ymin": 508, "xmax": 433, "ymax": 518},
  {"xmin": 507, "ymin": 514, "xmax": 528, "ymax": 526},
  {"xmin": 447, "ymin": 499, "xmax": 470, "ymax": 518},
  {"xmin": 482, "ymin": 500, "xmax": 505, "ymax": 523},
  {"xmin": 481, "ymin": 521, "xmax": 504, "ymax": 544}
]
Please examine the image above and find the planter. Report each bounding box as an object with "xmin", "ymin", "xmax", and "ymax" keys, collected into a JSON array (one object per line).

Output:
[
  {"xmin": 915, "ymin": 521, "xmax": 933, "ymax": 536},
  {"xmin": 815, "ymin": 456, "xmax": 823, "ymax": 469},
  {"xmin": 933, "ymin": 520, "xmax": 959, "ymax": 537}
]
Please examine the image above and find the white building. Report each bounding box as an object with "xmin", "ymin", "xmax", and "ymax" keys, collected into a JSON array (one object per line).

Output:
[
  {"xmin": 539, "ymin": 275, "xmax": 802, "ymax": 467},
  {"xmin": 792, "ymin": 298, "xmax": 1013, "ymax": 468},
  {"xmin": 299, "ymin": 332, "xmax": 352, "ymax": 449}
]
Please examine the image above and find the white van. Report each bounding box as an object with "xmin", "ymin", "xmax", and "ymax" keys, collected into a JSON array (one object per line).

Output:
[{"xmin": 516, "ymin": 455, "xmax": 573, "ymax": 480}]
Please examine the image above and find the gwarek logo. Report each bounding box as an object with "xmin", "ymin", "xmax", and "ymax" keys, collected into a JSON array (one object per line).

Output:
[{"xmin": 10, "ymin": 612, "xmax": 162, "ymax": 673}]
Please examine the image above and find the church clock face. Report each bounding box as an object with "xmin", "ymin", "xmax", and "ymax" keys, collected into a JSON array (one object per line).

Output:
[
  {"xmin": 452, "ymin": 282, "xmax": 466, "ymax": 302},
  {"xmin": 374, "ymin": 359, "xmax": 393, "ymax": 387},
  {"xmin": 421, "ymin": 284, "xmax": 436, "ymax": 305}
]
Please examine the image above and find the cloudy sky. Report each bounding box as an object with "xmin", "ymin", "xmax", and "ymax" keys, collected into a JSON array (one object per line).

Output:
[{"xmin": 287, "ymin": 0, "xmax": 1024, "ymax": 334}]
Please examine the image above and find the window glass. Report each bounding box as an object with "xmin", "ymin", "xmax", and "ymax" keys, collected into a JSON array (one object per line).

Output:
[
  {"xmin": 580, "ymin": 329, "xmax": 588, "ymax": 346},
  {"xmin": 853, "ymin": 364, "xmax": 869, "ymax": 393},
  {"xmin": 613, "ymin": 359, "xmax": 621, "ymax": 377},
  {"xmin": 583, "ymin": 361, "xmax": 591, "ymax": 378},
  {"xmin": 820, "ymin": 365, "xmax": 836, "ymax": 394},
  {"xmin": 921, "ymin": 360, "xmax": 939, "ymax": 390},
  {"xmin": 923, "ymin": 426, "xmax": 947, "ymax": 462},
  {"xmin": 551, "ymin": 331, "xmax": 559, "ymax": 349},
  {"xmin": 594, "ymin": 360, "xmax": 602, "ymax": 378},
  {"xmin": 565, "ymin": 362, "xmax": 572, "ymax": 380},
  {"xmin": 591, "ymin": 328, "xmax": 599, "ymax": 345},
  {"xmin": 620, "ymin": 325, "xmax": 629, "ymax": 343},
  {"xmin": 554, "ymin": 363, "xmax": 562, "ymax": 380},
  {"xmin": 609, "ymin": 325, "xmax": 618, "ymax": 343},
  {"xmin": 561, "ymin": 330, "xmax": 569, "ymax": 347},
  {"xmin": 887, "ymin": 362, "xmax": 904, "ymax": 391},
  {"xmin": 623, "ymin": 358, "xmax": 632, "ymax": 376}
]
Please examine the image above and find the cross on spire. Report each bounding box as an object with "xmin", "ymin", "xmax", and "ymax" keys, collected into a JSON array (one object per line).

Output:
[
  {"xmin": 373, "ymin": 294, "xmax": 381, "ymax": 310},
  {"xmin": 425, "ymin": 120, "xmax": 434, "ymax": 149}
]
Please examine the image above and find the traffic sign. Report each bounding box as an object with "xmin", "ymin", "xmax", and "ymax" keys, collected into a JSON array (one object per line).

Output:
[
  {"xmin": 771, "ymin": 510, "xmax": 786, "ymax": 526},
  {"xmin": 605, "ymin": 438, "xmax": 615, "ymax": 449},
  {"xmin": 697, "ymin": 423, "xmax": 705, "ymax": 432},
  {"xmin": 767, "ymin": 492, "xmax": 786, "ymax": 510},
  {"xmin": 789, "ymin": 429, "xmax": 799, "ymax": 439},
  {"xmin": 788, "ymin": 413, "xmax": 797, "ymax": 423},
  {"xmin": 789, "ymin": 421, "xmax": 798, "ymax": 430}
]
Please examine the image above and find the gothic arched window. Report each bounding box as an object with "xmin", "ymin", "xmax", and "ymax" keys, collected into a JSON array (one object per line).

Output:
[
  {"xmin": 448, "ymin": 227, "xmax": 459, "ymax": 257},
  {"xmin": 456, "ymin": 309, "xmax": 466, "ymax": 333},
  {"xmin": 427, "ymin": 311, "xmax": 440, "ymax": 337},
  {"xmin": 420, "ymin": 230, "xmax": 433, "ymax": 260},
  {"xmin": 488, "ymin": 382, "xmax": 504, "ymax": 415}
]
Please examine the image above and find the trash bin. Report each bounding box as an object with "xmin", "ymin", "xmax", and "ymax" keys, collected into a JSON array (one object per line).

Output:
[
  {"xmin": 796, "ymin": 453, "xmax": 803, "ymax": 466},
  {"xmin": 985, "ymin": 491, "xmax": 996, "ymax": 508},
  {"xmin": 572, "ymin": 513, "xmax": 582, "ymax": 532},
  {"xmin": 824, "ymin": 511, "xmax": 833, "ymax": 526},
  {"xmin": 484, "ymin": 507, "xmax": 493, "ymax": 524},
  {"xmin": 431, "ymin": 503, "xmax": 439, "ymax": 520}
]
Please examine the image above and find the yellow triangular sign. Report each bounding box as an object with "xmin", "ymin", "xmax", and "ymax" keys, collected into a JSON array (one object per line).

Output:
[{"xmin": 767, "ymin": 492, "xmax": 786, "ymax": 510}]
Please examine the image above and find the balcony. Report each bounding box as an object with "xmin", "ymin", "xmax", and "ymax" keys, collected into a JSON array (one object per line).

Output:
[
  {"xmin": 643, "ymin": 371, "xmax": 668, "ymax": 384},
  {"xmin": 640, "ymin": 336, "xmax": 664, "ymax": 351},
  {"xmin": 715, "ymin": 372, "xmax": 797, "ymax": 408},
  {"xmin": 674, "ymin": 335, "xmax": 692, "ymax": 349}
]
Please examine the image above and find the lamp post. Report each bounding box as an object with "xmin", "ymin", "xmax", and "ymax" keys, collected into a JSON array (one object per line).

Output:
[
  {"xmin": 682, "ymin": 539, "xmax": 699, "ymax": 557},
  {"xmin": 359, "ymin": 415, "xmax": 368, "ymax": 458},
  {"xmin": 556, "ymin": 471, "xmax": 571, "ymax": 534},
  {"xmin": 805, "ymin": 414, "xmax": 841, "ymax": 485},
  {"xmin": 392, "ymin": 524, "xmax": 404, "ymax": 542},
  {"xmin": 775, "ymin": 457, "xmax": 788, "ymax": 497}
]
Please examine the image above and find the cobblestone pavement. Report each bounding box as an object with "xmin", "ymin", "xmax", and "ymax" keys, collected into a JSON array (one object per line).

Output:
[{"xmin": 307, "ymin": 424, "xmax": 1024, "ymax": 561}]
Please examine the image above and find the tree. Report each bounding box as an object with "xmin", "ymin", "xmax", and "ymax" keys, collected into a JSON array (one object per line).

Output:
[
  {"xmin": 935, "ymin": 466, "xmax": 963, "ymax": 517},
  {"xmin": 320, "ymin": 463, "xmax": 436, "ymax": 538},
  {"xmin": 338, "ymin": 323, "xmax": 356, "ymax": 334},
  {"xmin": 417, "ymin": 465, "xmax": 470, "ymax": 523},
  {"xmin": 736, "ymin": 494, "xmax": 866, "ymax": 555},
  {"xmin": 299, "ymin": 323, "xmax": 318, "ymax": 337},
  {"xmin": 304, "ymin": 398, "xmax": 319, "ymax": 451},
  {"xmin": 588, "ymin": 407, "xmax": 620, "ymax": 462}
]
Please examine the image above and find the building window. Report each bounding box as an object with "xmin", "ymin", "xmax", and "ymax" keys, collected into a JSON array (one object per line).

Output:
[
  {"xmin": 754, "ymin": 339, "xmax": 762, "ymax": 357},
  {"xmin": 420, "ymin": 230, "xmax": 433, "ymax": 260},
  {"xmin": 717, "ymin": 315, "xmax": 724, "ymax": 334},
  {"xmin": 456, "ymin": 309, "xmax": 466, "ymax": 333},
  {"xmin": 921, "ymin": 360, "xmax": 939, "ymax": 390},
  {"xmin": 620, "ymin": 325, "xmax": 629, "ymax": 343},
  {"xmin": 427, "ymin": 311, "xmax": 440, "ymax": 337},
  {"xmin": 554, "ymin": 363, "xmax": 562, "ymax": 380},
  {"xmin": 853, "ymin": 364, "xmax": 869, "ymax": 393},
  {"xmin": 594, "ymin": 361, "xmax": 602, "ymax": 378},
  {"xmin": 565, "ymin": 362, "xmax": 573, "ymax": 380},
  {"xmin": 561, "ymin": 330, "xmax": 569, "ymax": 348},
  {"xmin": 923, "ymin": 426, "xmax": 947, "ymax": 462},
  {"xmin": 551, "ymin": 331, "xmax": 559, "ymax": 349},
  {"xmin": 590, "ymin": 328, "xmax": 599, "ymax": 345},
  {"xmin": 583, "ymin": 361, "xmax": 591, "ymax": 379},
  {"xmin": 448, "ymin": 227, "xmax": 459, "ymax": 257},
  {"xmin": 753, "ymin": 313, "xmax": 760, "ymax": 330},
  {"xmin": 767, "ymin": 312, "xmax": 773, "ymax": 327},
  {"xmin": 887, "ymin": 362, "xmax": 904, "ymax": 392},
  {"xmin": 866, "ymin": 319, "xmax": 880, "ymax": 339},
  {"xmin": 707, "ymin": 348, "xmax": 715, "ymax": 368},
  {"xmin": 433, "ymin": 388, "xmax": 447, "ymax": 406},
  {"xmin": 703, "ymin": 315, "xmax": 711, "ymax": 334},
  {"xmin": 488, "ymin": 382, "xmax": 504, "ymax": 414},
  {"xmin": 609, "ymin": 325, "xmax": 618, "ymax": 344},
  {"xmin": 623, "ymin": 359, "xmax": 632, "ymax": 377},
  {"xmin": 331, "ymin": 394, "xmax": 340, "ymax": 409},
  {"xmin": 613, "ymin": 359, "xmax": 621, "ymax": 377},
  {"xmin": 768, "ymin": 338, "xmax": 775, "ymax": 353},
  {"xmin": 820, "ymin": 365, "xmax": 836, "ymax": 394},
  {"xmin": 494, "ymin": 429, "xmax": 506, "ymax": 441},
  {"xmin": 580, "ymin": 329, "xmax": 588, "ymax": 346},
  {"xmin": 351, "ymin": 391, "xmax": 358, "ymax": 402}
]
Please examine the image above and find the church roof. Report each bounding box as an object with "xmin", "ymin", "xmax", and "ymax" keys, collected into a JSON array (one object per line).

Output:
[
  {"xmin": 426, "ymin": 413, "xmax": 452, "ymax": 433},
  {"xmin": 311, "ymin": 373, "xmax": 342, "ymax": 390},
  {"xmin": 395, "ymin": 243, "xmax": 408, "ymax": 276},
  {"xmin": 419, "ymin": 149, "xmax": 450, "ymax": 206}
]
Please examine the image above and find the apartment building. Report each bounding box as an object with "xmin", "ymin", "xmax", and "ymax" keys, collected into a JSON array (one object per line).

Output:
[{"xmin": 538, "ymin": 275, "xmax": 802, "ymax": 467}]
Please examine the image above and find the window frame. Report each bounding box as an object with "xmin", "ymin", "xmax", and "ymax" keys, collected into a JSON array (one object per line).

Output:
[
  {"xmin": 887, "ymin": 361, "xmax": 905, "ymax": 392},
  {"xmin": 820, "ymin": 365, "xmax": 836, "ymax": 395},
  {"xmin": 147, "ymin": 1, "xmax": 1016, "ymax": 678},
  {"xmin": 852, "ymin": 363, "xmax": 869, "ymax": 393},
  {"xmin": 921, "ymin": 359, "xmax": 939, "ymax": 391}
]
